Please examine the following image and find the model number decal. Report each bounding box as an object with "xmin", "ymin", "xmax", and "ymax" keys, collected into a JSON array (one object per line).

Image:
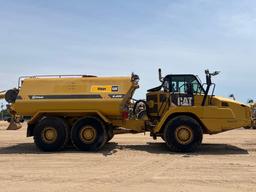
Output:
[{"xmin": 109, "ymin": 94, "xmax": 125, "ymax": 99}]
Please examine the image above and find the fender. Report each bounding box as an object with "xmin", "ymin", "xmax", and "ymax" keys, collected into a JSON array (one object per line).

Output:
[{"xmin": 154, "ymin": 106, "xmax": 235, "ymax": 134}]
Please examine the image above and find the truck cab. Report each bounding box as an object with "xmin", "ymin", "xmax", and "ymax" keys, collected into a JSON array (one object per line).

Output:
[{"xmin": 144, "ymin": 70, "xmax": 251, "ymax": 151}]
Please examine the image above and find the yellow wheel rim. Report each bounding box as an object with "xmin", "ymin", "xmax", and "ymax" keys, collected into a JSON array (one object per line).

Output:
[
  {"xmin": 80, "ymin": 126, "xmax": 97, "ymax": 144},
  {"xmin": 42, "ymin": 127, "xmax": 58, "ymax": 144},
  {"xmin": 175, "ymin": 126, "xmax": 193, "ymax": 145}
]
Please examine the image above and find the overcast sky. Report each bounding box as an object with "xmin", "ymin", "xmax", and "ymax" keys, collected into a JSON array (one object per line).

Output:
[{"xmin": 0, "ymin": 0, "xmax": 255, "ymax": 103}]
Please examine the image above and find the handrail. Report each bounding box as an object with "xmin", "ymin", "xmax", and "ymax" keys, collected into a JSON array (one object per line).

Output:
[
  {"xmin": 18, "ymin": 74, "xmax": 97, "ymax": 88},
  {"xmin": 210, "ymin": 83, "xmax": 216, "ymax": 105}
]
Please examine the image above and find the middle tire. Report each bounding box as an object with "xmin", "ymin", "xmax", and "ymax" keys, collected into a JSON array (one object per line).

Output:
[{"xmin": 71, "ymin": 117, "xmax": 107, "ymax": 151}]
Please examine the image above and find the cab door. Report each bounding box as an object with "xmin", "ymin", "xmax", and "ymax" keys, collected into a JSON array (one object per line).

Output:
[{"xmin": 167, "ymin": 75, "xmax": 204, "ymax": 107}]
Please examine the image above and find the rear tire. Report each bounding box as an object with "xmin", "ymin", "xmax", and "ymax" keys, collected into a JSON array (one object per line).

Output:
[
  {"xmin": 34, "ymin": 117, "xmax": 69, "ymax": 152},
  {"xmin": 71, "ymin": 117, "xmax": 107, "ymax": 151},
  {"xmin": 164, "ymin": 116, "xmax": 203, "ymax": 152}
]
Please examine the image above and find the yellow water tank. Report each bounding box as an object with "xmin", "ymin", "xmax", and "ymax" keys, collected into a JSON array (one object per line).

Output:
[{"xmin": 11, "ymin": 75, "xmax": 139, "ymax": 117}]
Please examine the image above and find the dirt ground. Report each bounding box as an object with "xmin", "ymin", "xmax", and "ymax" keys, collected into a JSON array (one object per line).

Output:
[{"xmin": 0, "ymin": 122, "xmax": 256, "ymax": 192}]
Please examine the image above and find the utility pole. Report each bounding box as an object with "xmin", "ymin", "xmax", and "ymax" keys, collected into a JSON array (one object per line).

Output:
[{"xmin": 1, "ymin": 103, "xmax": 3, "ymax": 121}]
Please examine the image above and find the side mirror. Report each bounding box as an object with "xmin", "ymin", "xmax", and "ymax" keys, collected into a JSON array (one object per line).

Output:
[
  {"xmin": 212, "ymin": 71, "xmax": 220, "ymax": 76},
  {"xmin": 205, "ymin": 69, "xmax": 220, "ymax": 85},
  {"xmin": 205, "ymin": 69, "xmax": 220, "ymax": 76}
]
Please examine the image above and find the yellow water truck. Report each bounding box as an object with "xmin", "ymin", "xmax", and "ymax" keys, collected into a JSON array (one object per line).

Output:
[{"xmin": 4, "ymin": 70, "xmax": 251, "ymax": 152}]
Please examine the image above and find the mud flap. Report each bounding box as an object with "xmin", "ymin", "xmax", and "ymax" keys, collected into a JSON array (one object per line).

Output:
[{"xmin": 7, "ymin": 120, "xmax": 22, "ymax": 130}]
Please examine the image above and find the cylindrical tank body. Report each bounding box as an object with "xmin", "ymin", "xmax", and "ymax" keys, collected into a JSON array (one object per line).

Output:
[{"xmin": 11, "ymin": 75, "xmax": 137, "ymax": 118}]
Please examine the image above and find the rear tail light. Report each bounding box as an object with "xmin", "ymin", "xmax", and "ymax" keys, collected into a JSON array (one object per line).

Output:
[{"xmin": 122, "ymin": 111, "xmax": 129, "ymax": 120}]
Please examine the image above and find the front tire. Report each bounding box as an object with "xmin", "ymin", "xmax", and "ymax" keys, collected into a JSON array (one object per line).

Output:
[
  {"xmin": 164, "ymin": 116, "xmax": 203, "ymax": 152},
  {"xmin": 71, "ymin": 117, "xmax": 107, "ymax": 151},
  {"xmin": 34, "ymin": 117, "xmax": 69, "ymax": 152}
]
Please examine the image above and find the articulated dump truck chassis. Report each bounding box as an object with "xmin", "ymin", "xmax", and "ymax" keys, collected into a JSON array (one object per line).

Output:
[{"xmin": 2, "ymin": 70, "xmax": 252, "ymax": 153}]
